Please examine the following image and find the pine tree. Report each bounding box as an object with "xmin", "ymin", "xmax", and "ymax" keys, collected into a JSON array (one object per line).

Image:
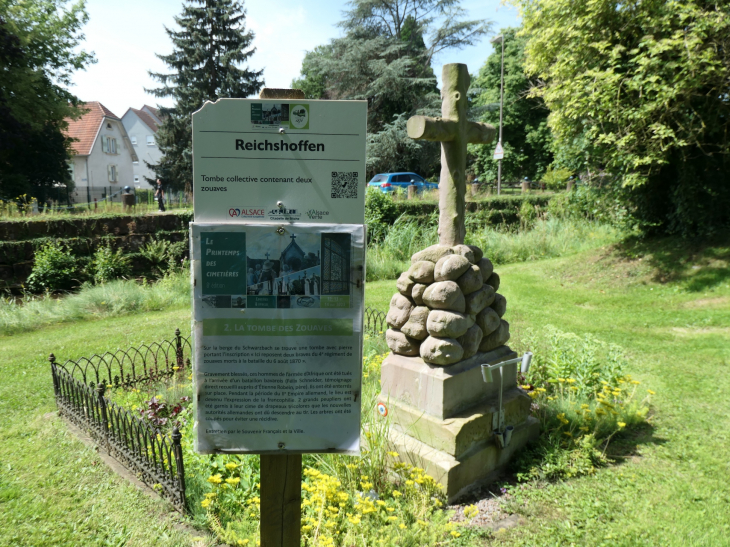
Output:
[{"xmin": 147, "ymin": 0, "xmax": 263, "ymax": 192}]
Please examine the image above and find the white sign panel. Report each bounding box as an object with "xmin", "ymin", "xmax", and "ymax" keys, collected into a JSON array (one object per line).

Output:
[
  {"xmin": 192, "ymin": 99, "xmax": 367, "ymax": 224},
  {"xmin": 493, "ymin": 142, "xmax": 504, "ymax": 160},
  {"xmin": 191, "ymin": 223, "xmax": 364, "ymax": 454}
]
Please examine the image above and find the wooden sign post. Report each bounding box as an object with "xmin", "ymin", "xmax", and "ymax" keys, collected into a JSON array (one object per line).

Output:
[
  {"xmin": 191, "ymin": 87, "xmax": 366, "ymax": 547},
  {"xmin": 259, "ymin": 88, "xmax": 303, "ymax": 547}
]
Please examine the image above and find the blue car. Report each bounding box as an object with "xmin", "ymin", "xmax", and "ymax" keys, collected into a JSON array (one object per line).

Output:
[{"xmin": 367, "ymin": 172, "xmax": 438, "ymax": 193}]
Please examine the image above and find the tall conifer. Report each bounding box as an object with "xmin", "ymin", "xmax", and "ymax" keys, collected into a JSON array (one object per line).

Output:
[{"xmin": 147, "ymin": 0, "xmax": 263, "ymax": 192}]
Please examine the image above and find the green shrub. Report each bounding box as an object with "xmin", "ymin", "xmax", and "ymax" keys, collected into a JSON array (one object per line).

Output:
[
  {"xmin": 541, "ymin": 166, "xmax": 573, "ymax": 191},
  {"xmin": 26, "ymin": 242, "xmax": 79, "ymax": 292},
  {"xmin": 365, "ymin": 187, "xmax": 399, "ymax": 244},
  {"xmin": 518, "ymin": 199, "xmax": 539, "ymax": 229},
  {"xmin": 91, "ymin": 244, "xmax": 131, "ymax": 284},
  {"xmin": 140, "ymin": 239, "xmax": 171, "ymax": 277},
  {"xmin": 513, "ymin": 326, "xmax": 652, "ymax": 481}
]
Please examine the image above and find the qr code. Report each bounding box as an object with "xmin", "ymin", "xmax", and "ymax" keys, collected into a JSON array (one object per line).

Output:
[{"xmin": 331, "ymin": 171, "xmax": 359, "ymax": 198}]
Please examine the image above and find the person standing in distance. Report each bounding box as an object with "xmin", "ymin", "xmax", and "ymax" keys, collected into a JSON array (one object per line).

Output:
[{"xmin": 154, "ymin": 179, "xmax": 166, "ymax": 212}]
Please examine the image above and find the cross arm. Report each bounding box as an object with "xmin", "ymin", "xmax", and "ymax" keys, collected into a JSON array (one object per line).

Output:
[{"xmin": 407, "ymin": 115, "xmax": 496, "ymax": 144}]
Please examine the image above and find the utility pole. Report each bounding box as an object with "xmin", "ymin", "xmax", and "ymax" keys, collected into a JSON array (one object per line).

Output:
[{"xmin": 490, "ymin": 34, "xmax": 505, "ymax": 195}]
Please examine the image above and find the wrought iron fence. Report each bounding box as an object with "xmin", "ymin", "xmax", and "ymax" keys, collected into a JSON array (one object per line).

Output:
[
  {"xmin": 50, "ymin": 317, "xmax": 386, "ymax": 512},
  {"xmin": 50, "ymin": 328, "xmax": 191, "ymax": 512},
  {"xmin": 364, "ymin": 306, "xmax": 387, "ymax": 335}
]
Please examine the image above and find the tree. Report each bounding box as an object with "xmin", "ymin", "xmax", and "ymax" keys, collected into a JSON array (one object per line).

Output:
[
  {"xmin": 292, "ymin": 0, "xmax": 490, "ymax": 177},
  {"xmin": 147, "ymin": 0, "xmax": 263, "ymax": 192},
  {"xmin": 470, "ymin": 27, "xmax": 553, "ymax": 184},
  {"xmin": 517, "ymin": 0, "xmax": 730, "ymax": 236},
  {"xmin": 0, "ymin": 0, "xmax": 95, "ymax": 201}
]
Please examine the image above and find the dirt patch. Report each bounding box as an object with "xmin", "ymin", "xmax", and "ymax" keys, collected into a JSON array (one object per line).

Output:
[
  {"xmin": 671, "ymin": 326, "xmax": 730, "ymax": 336},
  {"xmin": 682, "ymin": 296, "xmax": 730, "ymax": 309}
]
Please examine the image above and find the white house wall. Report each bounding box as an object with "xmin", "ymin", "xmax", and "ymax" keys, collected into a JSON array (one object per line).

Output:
[
  {"xmin": 70, "ymin": 118, "xmax": 136, "ymax": 203},
  {"xmin": 121, "ymin": 112, "xmax": 162, "ymax": 188}
]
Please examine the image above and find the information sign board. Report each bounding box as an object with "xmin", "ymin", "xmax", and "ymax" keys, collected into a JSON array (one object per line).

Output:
[
  {"xmin": 191, "ymin": 223, "xmax": 364, "ymax": 454},
  {"xmin": 192, "ymin": 99, "xmax": 367, "ymax": 224}
]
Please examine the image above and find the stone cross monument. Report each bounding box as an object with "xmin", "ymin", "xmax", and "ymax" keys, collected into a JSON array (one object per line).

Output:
[
  {"xmin": 378, "ymin": 63, "xmax": 538, "ymax": 502},
  {"xmin": 407, "ymin": 63, "xmax": 495, "ymax": 246}
]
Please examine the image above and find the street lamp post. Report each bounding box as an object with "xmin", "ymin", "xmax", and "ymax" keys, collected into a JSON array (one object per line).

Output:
[{"xmin": 491, "ymin": 34, "xmax": 505, "ymax": 196}]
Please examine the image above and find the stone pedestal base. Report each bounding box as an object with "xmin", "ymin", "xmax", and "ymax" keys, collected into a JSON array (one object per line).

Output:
[
  {"xmin": 386, "ymin": 416, "xmax": 539, "ymax": 503},
  {"xmin": 378, "ymin": 346, "xmax": 539, "ymax": 502}
]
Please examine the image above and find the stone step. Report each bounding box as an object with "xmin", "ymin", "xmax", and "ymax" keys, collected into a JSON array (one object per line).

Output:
[
  {"xmin": 385, "ymin": 416, "xmax": 540, "ymax": 503},
  {"xmin": 380, "ymin": 345, "xmax": 517, "ymax": 420},
  {"xmin": 378, "ymin": 387, "xmax": 532, "ymax": 459}
]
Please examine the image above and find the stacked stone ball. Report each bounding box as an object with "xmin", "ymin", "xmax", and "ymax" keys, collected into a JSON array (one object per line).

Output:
[{"xmin": 385, "ymin": 244, "xmax": 510, "ymax": 366}]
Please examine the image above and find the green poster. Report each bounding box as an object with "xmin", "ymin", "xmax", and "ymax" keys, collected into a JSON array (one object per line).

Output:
[{"xmin": 201, "ymin": 232, "xmax": 246, "ymax": 295}]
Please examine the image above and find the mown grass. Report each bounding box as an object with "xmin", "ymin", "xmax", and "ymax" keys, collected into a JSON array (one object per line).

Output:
[
  {"xmin": 366, "ymin": 217, "xmax": 622, "ymax": 281},
  {"xmin": 0, "ymin": 309, "xmax": 210, "ymax": 547},
  {"xmin": 2, "ymin": 230, "xmax": 728, "ymax": 546},
  {"xmin": 369, "ymin": 235, "xmax": 730, "ymax": 545}
]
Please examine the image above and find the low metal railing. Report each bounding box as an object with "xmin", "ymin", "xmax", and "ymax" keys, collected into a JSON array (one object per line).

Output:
[
  {"xmin": 50, "ymin": 315, "xmax": 387, "ymax": 513},
  {"xmin": 50, "ymin": 329, "xmax": 191, "ymax": 512}
]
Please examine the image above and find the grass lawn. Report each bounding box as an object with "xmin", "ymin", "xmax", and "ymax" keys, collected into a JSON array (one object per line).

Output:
[
  {"xmin": 1, "ymin": 234, "xmax": 728, "ymax": 546},
  {"xmin": 0, "ymin": 308, "xmax": 209, "ymax": 547},
  {"xmin": 367, "ymin": 236, "xmax": 730, "ymax": 546}
]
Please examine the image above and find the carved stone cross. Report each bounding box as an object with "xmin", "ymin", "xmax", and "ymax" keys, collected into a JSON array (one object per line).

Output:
[{"xmin": 407, "ymin": 63, "xmax": 496, "ymax": 246}]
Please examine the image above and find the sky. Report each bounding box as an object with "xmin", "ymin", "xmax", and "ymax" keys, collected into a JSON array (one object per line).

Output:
[{"xmin": 70, "ymin": 0, "xmax": 521, "ymax": 118}]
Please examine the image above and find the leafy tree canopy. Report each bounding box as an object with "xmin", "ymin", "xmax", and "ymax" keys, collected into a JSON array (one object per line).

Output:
[
  {"xmin": 293, "ymin": 1, "xmax": 490, "ymax": 177},
  {"xmin": 0, "ymin": 0, "xmax": 94, "ymax": 201},
  {"xmin": 147, "ymin": 0, "xmax": 263, "ymax": 192},
  {"xmin": 516, "ymin": 0, "xmax": 730, "ymax": 235},
  {"xmin": 470, "ymin": 27, "xmax": 553, "ymax": 185}
]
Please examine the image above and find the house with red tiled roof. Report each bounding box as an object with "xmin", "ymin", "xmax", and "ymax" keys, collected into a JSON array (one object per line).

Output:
[
  {"xmin": 122, "ymin": 106, "xmax": 163, "ymax": 188},
  {"xmin": 65, "ymin": 101, "xmax": 138, "ymax": 202}
]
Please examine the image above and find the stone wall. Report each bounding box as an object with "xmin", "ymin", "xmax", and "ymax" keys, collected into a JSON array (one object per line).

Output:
[{"xmin": 0, "ymin": 211, "xmax": 192, "ymax": 288}]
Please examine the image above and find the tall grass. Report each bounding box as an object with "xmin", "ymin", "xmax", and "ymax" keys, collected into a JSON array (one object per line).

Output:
[
  {"xmin": 0, "ymin": 272, "xmax": 190, "ymax": 335},
  {"xmin": 366, "ymin": 217, "xmax": 623, "ymax": 281}
]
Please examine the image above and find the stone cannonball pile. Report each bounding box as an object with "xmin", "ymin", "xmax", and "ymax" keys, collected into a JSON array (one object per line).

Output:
[{"xmin": 385, "ymin": 243, "xmax": 510, "ymax": 366}]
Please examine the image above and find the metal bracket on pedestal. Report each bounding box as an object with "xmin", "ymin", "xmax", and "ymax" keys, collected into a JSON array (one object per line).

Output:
[{"xmin": 481, "ymin": 352, "xmax": 533, "ymax": 449}]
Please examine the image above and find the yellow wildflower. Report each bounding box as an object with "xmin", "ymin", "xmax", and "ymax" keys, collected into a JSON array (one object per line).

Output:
[
  {"xmin": 207, "ymin": 474, "xmax": 223, "ymax": 484},
  {"xmin": 618, "ymin": 422, "xmax": 626, "ymax": 428},
  {"xmin": 225, "ymin": 462, "xmax": 238, "ymax": 470},
  {"xmin": 392, "ymin": 490, "xmax": 402, "ymax": 497},
  {"xmin": 450, "ymin": 531, "xmax": 461, "ymax": 538}
]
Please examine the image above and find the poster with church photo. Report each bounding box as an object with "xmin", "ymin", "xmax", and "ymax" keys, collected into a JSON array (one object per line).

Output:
[{"xmin": 190, "ymin": 223, "xmax": 366, "ymax": 454}]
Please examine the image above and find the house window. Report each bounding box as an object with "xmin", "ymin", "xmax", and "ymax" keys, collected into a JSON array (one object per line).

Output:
[
  {"xmin": 107, "ymin": 164, "xmax": 118, "ymax": 182},
  {"xmin": 67, "ymin": 161, "xmax": 75, "ymax": 180},
  {"xmin": 133, "ymin": 160, "xmax": 139, "ymax": 165},
  {"xmin": 131, "ymin": 136, "xmax": 137, "ymax": 145},
  {"xmin": 147, "ymin": 135, "xmax": 155, "ymax": 146},
  {"xmin": 102, "ymin": 136, "xmax": 117, "ymax": 154},
  {"xmin": 134, "ymin": 176, "xmax": 140, "ymax": 184}
]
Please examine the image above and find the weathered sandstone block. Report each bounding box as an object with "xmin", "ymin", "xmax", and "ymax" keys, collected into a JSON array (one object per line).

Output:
[
  {"xmin": 401, "ymin": 306, "xmax": 429, "ymax": 340},
  {"xmin": 387, "ymin": 293, "xmax": 414, "ymax": 329},
  {"xmin": 411, "ymin": 283, "xmax": 427, "ymax": 305},
  {"xmin": 477, "ymin": 257, "xmax": 494, "ymax": 280},
  {"xmin": 411, "ymin": 244, "xmax": 453, "ymax": 264},
  {"xmin": 423, "ymin": 281, "xmax": 466, "ymax": 313},
  {"xmin": 456, "ymin": 265, "xmax": 483, "ymax": 295},
  {"xmin": 457, "ymin": 324, "xmax": 483, "ymax": 359},
  {"xmin": 479, "ymin": 320, "xmax": 510, "ymax": 352},
  {"xmin": 396, "ymin": 272, "xmax": 415, "ymax": 296},
  {"xmin": 408, "ymin": 261, "xmax": 436, "ymax": 284},
  {"xmin": 386, "ymin": 329, "xmax": 420, "ymax": 356},
  {"xmin": 476, "ymin": 307, "xmax": 501, "ymax": 337},
  {"xmin": 426, "ymin": 309, "xmax": 469, "ymax": 338},
  {"xmin": 420, "ymin": 336, "xmax": 464, "ymax": 365},
  {"xmin": 490, "ymin": 293, "xmax": 507, "ymax": 318},
  {"xmin": 435, "ymin": 254, "xmax": 472, "ymax": 282}
]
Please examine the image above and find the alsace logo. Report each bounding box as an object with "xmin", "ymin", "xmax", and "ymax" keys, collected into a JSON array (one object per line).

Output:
[
  {"xmin": 306, "ymin": 209, "xmax": 330, "ymax": 220},
  {"xmin": 269, "ymin": 208, "xmax": 298, "ymax": 216},
  {"xmin": 229, "ymin": 208, "xmax": 265, "ymax": 217}
]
